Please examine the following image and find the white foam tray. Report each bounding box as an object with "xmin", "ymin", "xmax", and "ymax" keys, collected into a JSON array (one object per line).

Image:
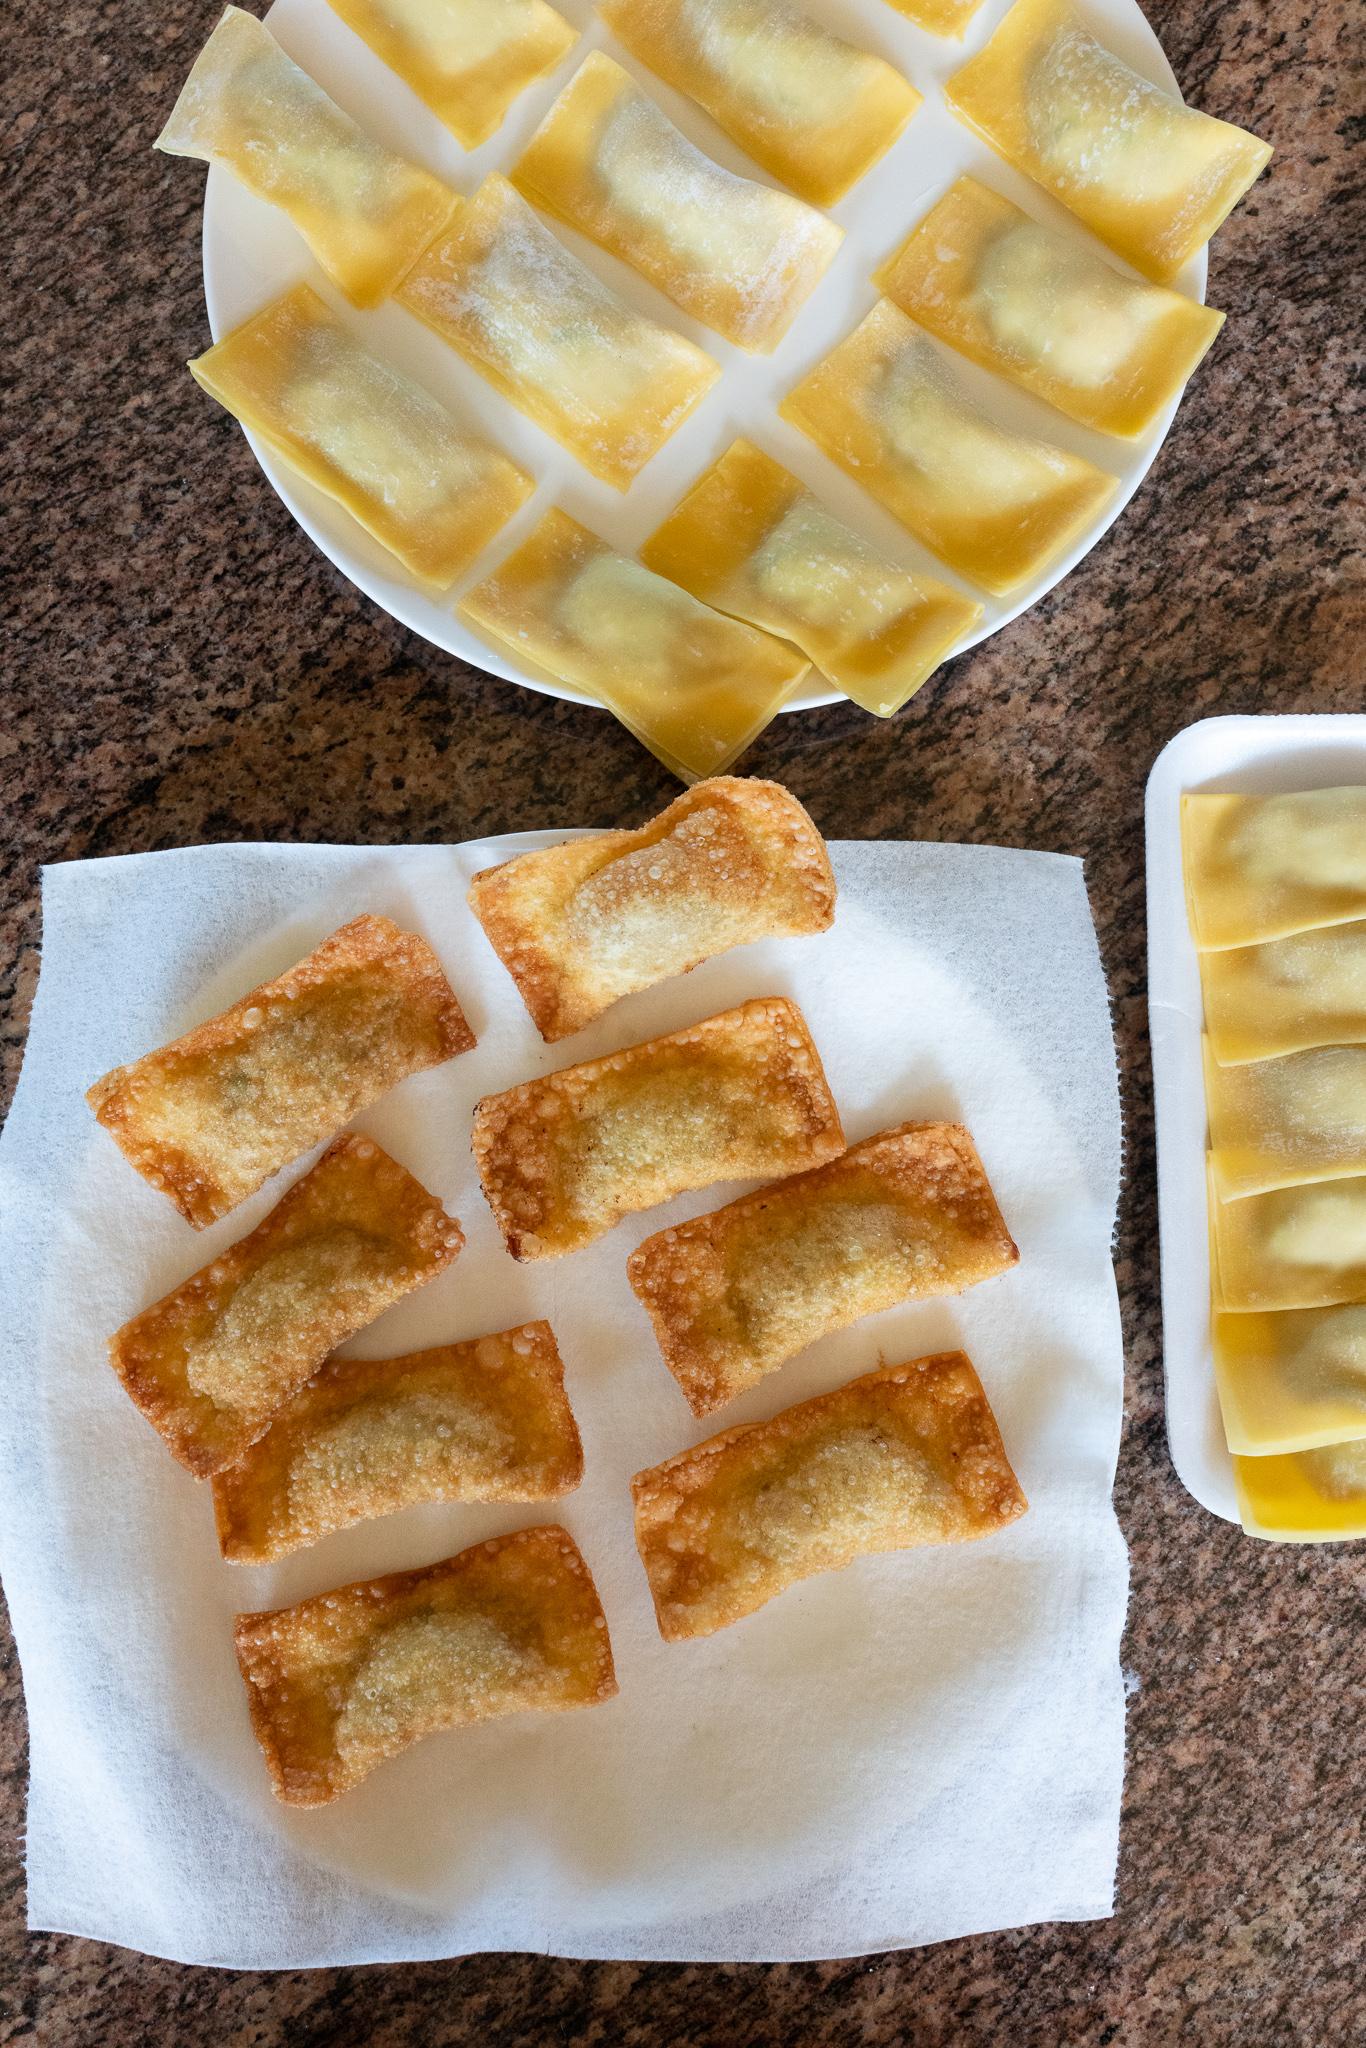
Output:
[{"xmin": 1145, "ymin": 714, "xmax": 1366, "ymax": 1521}]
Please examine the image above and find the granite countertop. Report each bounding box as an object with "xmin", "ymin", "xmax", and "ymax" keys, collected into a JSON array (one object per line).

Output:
[{"xmin": 3, "ymin": 0, "xmax": 1362, "ymax": 2038}]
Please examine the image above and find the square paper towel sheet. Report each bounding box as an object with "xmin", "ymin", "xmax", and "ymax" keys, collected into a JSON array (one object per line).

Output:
[{"xmin": 0, "ymin": 837, "xmax": 1128, "ymax": 1968}]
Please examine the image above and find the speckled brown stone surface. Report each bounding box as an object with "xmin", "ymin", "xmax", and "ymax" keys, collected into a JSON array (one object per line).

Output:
[{"xmin": 2, "ymin": 0, "xmax": 1363, "ymax": 2039}]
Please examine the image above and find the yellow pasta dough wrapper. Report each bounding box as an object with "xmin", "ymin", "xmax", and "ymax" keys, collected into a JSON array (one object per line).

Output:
[
  {"xmin": 396, "ymin": 175, "xmax": 718, "ymax": 489},
  {"xmin": 1206, "ymin": 1043, "xmax": 1366, "ymax": 1202},
  {"xmin": 459, "ymin": 509, "xmax": 807, "ymax": 781},
  {"xmin": 87, "ymin": 911, "xmax": 474, "ymax": 1228},
  {"xmin": 468, "ymin": 776, "xmax": 836, "ymax": 1042},
  {"xmin": 213, "ymin": 1321, "xmax": 583, "ymax": 1561},
  {"xmin": 1234, "ymin": 1439, "xmax": 1366, "ymax": 1544},
  {"xmin": 597, "ymin": 0, "xmax": 919, "ymax": 208},
  {"xmin": 634, "ymin": 1352, "xmax": 1028, "ymax": 1638},
  {"xmin": 512, "ymin": 53, "xmax": 841, "ymax": 352},
  {"xmin": 875, "ymin": 177, "xmax": 1224, "ymax": 439},
  {"xmin": 473, "ymin": 997, "xmax": 844, "ymax": 1258},
  {"xmin": 642, "ymin": 439, "xmax": 981, "ymax": 717},
  {"xmin": 156, "ymin": 8, "xmax": 457, "ymax": 308},
  {"xmin": 885, "ymin": 0, "xmax": 984, "ymax": 36},
  {"xmin": 1214, "ymin": 1306, "xmax": 1366, "ymax": 1456},
  {"xmin": 1182, "ymin": 790, "xmax": 1366, "ymax": 952},
  {"xmin": 945, "ymin": 0, "xmax": 1272, "ymax": 283},
  {"xmin": 629, "ymin": 1120, "xmax": 1019, "ymax": 1415},
  {"xmin": 235, "ymin": 1527, "xmax": 617, "ymax": 1803},
  {"xmin": 1201, "ymin": 921, "xmax": 1366, "ymax": 1066},
  {"xmin": 109, "ymin": 1134, "xmax": 464, "ymax": 1476},
  {"xmin": 1209, "ymin": 1168, "xmax": 1366, "ymax": 1314},
  {"xmin": 780, "ymin": 300, "xmax": 1117, "ymax": 596},
  {"xmin": 327, "ymin": 0, "xmax": 577, "ymax": 149},
  {"xmin": 191, "ymin": 286, "xmax": 531, "ymax": 592}
]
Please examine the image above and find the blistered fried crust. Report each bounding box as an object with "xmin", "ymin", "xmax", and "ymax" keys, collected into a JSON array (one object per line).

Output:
[
  {"xmin": 213, "ymin": 1321, "xmax": 583, "ymax": 1562},
  {"xmin": 628, "ymin": 1121, "xmax": 1019, "ymax": 1415},
  {"xmin": 87, "ymin": 914, "xmax": 474, "ymax": 1227},
  {"xmin": 633, "ymin": 1353, "xmax": 1028, "ymax": 1639},
  {"xmin": 473, "ymin": 998, "xmax": 844, "ymax": 1259},
  {"xmin": 468, "ymin": 777, "xmax": 836, "ymax": 1042},
  {"xmin": 234, "ymin": 1526, "xmax": 618, "ymax": 1804},
  {"xmin": 108, "ymin": 1135, "xmax": 464, "ymax": 1477}
]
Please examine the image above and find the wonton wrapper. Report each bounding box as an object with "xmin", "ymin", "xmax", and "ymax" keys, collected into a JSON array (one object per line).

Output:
[
  {"xmin": 629, "ymin": 1120, "xmax": 1019, "ymax": 1415},
  {"xmin": 459, "ymin": 508, "xmax": 807, "ymax": 781},
  {"xmin": 108, "ymin": 1134, "xmax": 464, "ymax": 1476},
  {"xmin": 1182, "ymin": 790, "xmax": 1366, "ymax": 951},
  {"xmin": 1234, "ymin": 1439, "xmax": 1366, "ymax": 1544},
  {"xmin": 1206, "ymin": 1042, "xmax": 1366, "ymax": 1202},
  {"xmin": 473, "ymin": 997, "xmax": 844, "ymax": 1258},
  {"xmin": 1209, "ymin": 1168, "xmax": 1366, "ymax": 1314},
  {"xmin": 235, "ymin": 1526, "xmax": 617, "ymax": 1803},
  {"xmin": 190, "ymin": 286, "xmax": 530, "ymax": 592},
  {"xmin": 468, "ymin": 775, "xmax": 836, "ymax": 1042},
  {"xmin": 512, "ymin": 52, "xmax": 841, "ymax": 352},
  {"xmin": 87, "ymin": 910, "xmax": 474, "ymax": 1227},
  {"xmin": 327, "ymin": 0, "xmax": 577, "ymax": 150},
  {"xmin": 875, "ymin": 177, "xmax": 1224, "ymax": 439},
  {"xmin": 884, "ymin": 0, "xmax": 985, "ymax": 36},
  {"xmin": 634, "ymin": 1352, "xmax": 1027, "ymax": 1639},
  {"xmin": 780, "ymin": 299, "xmax": 1117, "ymax": 596},
  {"xmin": 156, "ymin": 8, "xmax": 457, "ymax": 308},
  {"xmin": 213, "ymin": 1321, "xmax": 582, "ymax": 1561},
  {"xmin": 396, "ymin": 174, "xmax": 718, "ymax": 489},
  {"xmin": 1200, "ymin": 920, "xmax": 1366, "ymax": 1066},
  {"xmin": 643, "ymin": 439, "xmax": 981, "ymax": 718},
  {"xmin": 1214, "ymin": 1306, "xmax": 1366, "ymax": 1457},
  {"xmin": 597, "ymin": 0, "xmax": 919, "ymax": 208},
  {"xmin": 945, "ymin": 0, "xmax": 1272, "ymax": 283}
]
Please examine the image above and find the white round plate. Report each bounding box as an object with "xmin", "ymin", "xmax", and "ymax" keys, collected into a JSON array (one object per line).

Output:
[{"xmin": 202, "ymin": 0, "xmax": 1209, "ymax": 711}]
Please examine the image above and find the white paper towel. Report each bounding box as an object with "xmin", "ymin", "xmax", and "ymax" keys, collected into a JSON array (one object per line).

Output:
[{"xmin": 0, "ymin": 835, "xmax": 1128, "ymax": 1968}]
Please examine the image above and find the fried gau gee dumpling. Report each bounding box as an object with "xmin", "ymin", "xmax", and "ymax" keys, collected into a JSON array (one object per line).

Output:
[
  {"xmin": 87, "ymin": 911, "xmax": 474, "ymax": 1226},
  {"xmin": 473, "ymin": 997, "xmax": 844, "ymax": 1258},
  {"xmin": 780, "ymin": 300, "xmax": 1117, "ymax": 596},
  {"xmin": 327, "ymin": 0, "xmax": 577, "ymax": 149},
  {"xmin": 633, "ymin": 1352, "xmax": 1028, "ymax": 1639},
  {"xmin": 1205, "ymin": 1043, "xmax": 1366, "ymax": 1201},
  {"xmin": 235, "ymin": 1527, "xmax": 617, "ymax": 1803},
  {"xmin": 458, "ymin": 508, "xmax": 808, "ymax": 781},
  {"xmin": 511, "ymin": 53, "xmax": 841, "ymax": 352},
  {"xmin": 875, "ymin": 177, "xmax": 1224, "ymax": 439},
  {"xmin": 1200, "ymin": 922, "xmax": 1366, "ymax": 1066},
  {"xmin": 468, "ymin": 775, "xmax": 836, "ymax": 1042},
  {"xmin": 156, "ymin": 7, "xmax": 457, "ymax": 307},
  {"xmin": 1182, "ymin": 790, "xmax": 1366, "ymax": 951},
  {"xmin": 1210, "ymin": 1170, "xmax": 1366, "ymax": 1314},
  {"xmin": 188, "ymin": 287, "xmax": 531, "ymax": 590},
  {"xmin": 109, "ymin": 1135, "xmax": 464, "ymax": 1475},
  {"xmin": 213, "ymin": 1321, "xmax": 583, "ymax": 1561},
  {"xmin": 945, "ymin": 0, "xmax": 1272, "ymax": 283},
  {"xmin": 642, "ymin": 439, "xmax": 982, "ymax": 717},
  {"xmin": 1214, "ymin": 1306, "xmax": 1366, "ymax": 1457},
  {"xmin": 1234, "ymin": 1438, "xmax": 1366, "ymax": 1544},
  {"xmin": 396, "ymin": 175, "xmax": 719, "ymax": 488},
  {"xmin": 629, "ymin": 1120, "xmax": 1020, "ymax": 1415},
  {"xmin": 597, "ymin": 0, "xmax": 919, "ymax": 208}
]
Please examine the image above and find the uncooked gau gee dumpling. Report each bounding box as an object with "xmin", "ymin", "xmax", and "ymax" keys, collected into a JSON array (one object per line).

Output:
[
  {"xmin": 875, "ymin": 176, "xmax": 1225, "ymax": 438},
  {"xmin": 326, "ymin": 0, "xmax": 577, "ymax": 148},
  {"xmin": 189, "ymin": 286, "xmax": 532, "ymax": 589},
  {"xmin": 512, "ymin": 53, "xmax": 841, "ymax": 351},
  {"xmin": 1182, "ymin": 789, "xmax": 1366, "ymax": 950},
  {"xmin": 1214, "ymin": 1305, "xmax": 1366, "ymax": 1456},
  {"xmin": 780, "ymin": 299, "xmax": 1117, "ymax": 595},
  {"xmin": 642, "ymin": 439, "xmax": 982, "ymax": 716},
  {"xmin": 1205, "ymin": 1042, "xmax": 1366, "ymax": 1200},
  {"xmin": 1234, "ymin": 1437, "xmax": 1366, "ymax": 1543},
  {"xmin": 1200, "ymin": 922, "xmax": 1366, "ymax": 1065},
  {"xmin": 945, "ymin": 0, "xmax": 1272, "ymax": 282},
  {"xmin": 459, "ymin": 508, "xmax": 808, "ymax": 781},
  {"xmin": 396, "ymin": 175, "xmax": 719, "ymax": 488},
  {"xmin": 156, "ymin": 8, "xmax": 457, "ymax": 307},
  {"xmin": 597, "ymin": 0, "xmax": 920, "ymax": 207},
  {"xmin": 1210, "ymin": 1170, "xmax": 1366, "ymax": 1313}
]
